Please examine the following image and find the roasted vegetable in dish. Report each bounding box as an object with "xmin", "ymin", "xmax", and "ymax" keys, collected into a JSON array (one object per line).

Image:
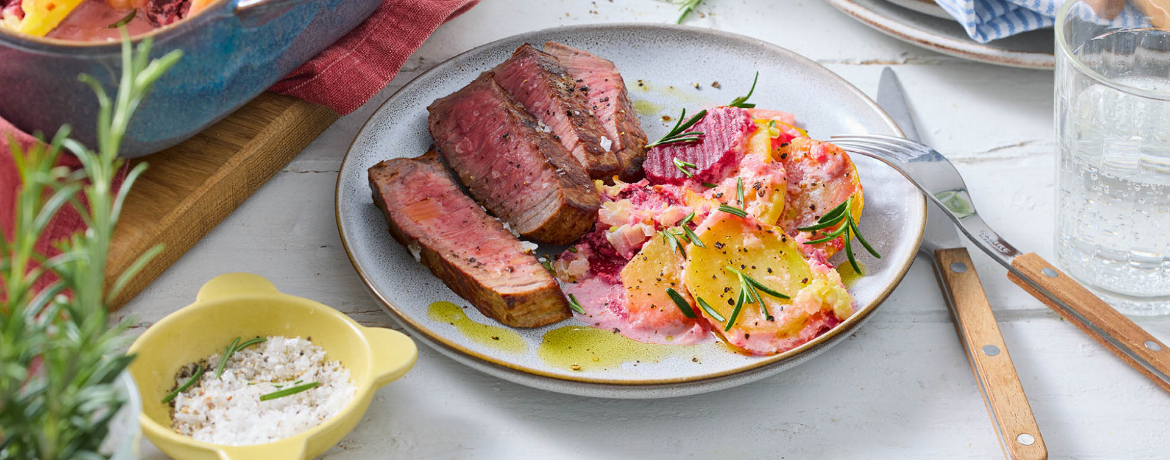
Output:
[{"xmin": 1, "ymin": 0, "xmax": 209, "ymax": 41}]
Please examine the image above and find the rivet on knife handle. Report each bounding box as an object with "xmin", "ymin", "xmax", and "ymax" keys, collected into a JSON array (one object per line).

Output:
[
  {"xmin": 1008, "ymin": 252, "xmax": 1170, "ymax": 393},
  {"xmin": 935, "ymin": 248, "xmax": 1047, "ymax": 460}
]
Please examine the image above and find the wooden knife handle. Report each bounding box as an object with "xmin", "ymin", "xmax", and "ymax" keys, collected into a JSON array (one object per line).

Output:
[
  {"xmin": 935, "ymin": 248, "xmax": 1047, "ymax": 460},
  {"xmin": 1008, "ymin": 252, "xmax": 1170, "ymax": 394}
]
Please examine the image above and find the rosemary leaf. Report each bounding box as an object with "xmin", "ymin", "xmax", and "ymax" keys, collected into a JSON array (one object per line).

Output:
[
  {"xmin": 849, "ymin": 215, "xmax": 881, "ymax": 259},
  {"xmin": 736, "ymin": 177, "xmax": 744, "ymax": 205},
  {"xmin": 107, "ymin": 9, "xmax": 135, "ymax": 28},
  {"xmin": 215, "ymin": 337, "xmax": 241, "ymax": 379},
  {"xmin": 674, "ymin": 0, "xmax": 703, "ymax": 23},
  {"xmin": 701, "ymin": 182, "xmax": 718, "ymax": 188},
  {"xmin": 568, "ymin": 294, "xmax": 586, "ymax": 314},
  {"xmin": 162, "ymin": 364, "xmax": 203, "ymax": 403},
  {"xmin": 725, "ymin": 289, "xmax": 746, "ymax": 331},
  {"xmin": 673, "ymin": 158, "xmax": 696, "ymax": 177},
  {"xmin": 646, "ymin": 108, "xmax": 707, "ymax": 148},
  {"xmin": 682, "ymin": 225, "xmax": 705, "ymax": 248},
  {"xmin": 697, "ymin": 297, "xmax": 726, "ymax": 322},
  {"xmin": 677, "ymin": 211, "xmax": 696, "ymax": 226},
  {"xmin": 717, "ymin": 204, "xmax": 747, "ymax": 218},
  {"xmin": 666, "ymin": 288, "xmax": 698, "ymax": 319},
  {"xmin": 260, "ymin": 381, "xmax": 319, "ymax": 401},
  {"xmin": 728, "ymin": 71, "xmax": 759, "ymax": 109}
]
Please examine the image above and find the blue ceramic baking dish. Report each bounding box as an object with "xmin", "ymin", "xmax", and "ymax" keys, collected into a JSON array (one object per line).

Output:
[{"xmin": 0, "ymin": 0, "xmax": 378, "ymax": 157}]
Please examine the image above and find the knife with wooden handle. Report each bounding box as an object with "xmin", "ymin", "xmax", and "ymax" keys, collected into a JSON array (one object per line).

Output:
[{"xmin": 877, "ymin": 67, "xmax": 1046, "ymax": 460}]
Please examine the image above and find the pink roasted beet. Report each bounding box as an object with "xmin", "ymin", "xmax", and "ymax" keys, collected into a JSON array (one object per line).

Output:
[{"xmin": 643, "ymin": 106, "xmax": 756, "ymax": 185}]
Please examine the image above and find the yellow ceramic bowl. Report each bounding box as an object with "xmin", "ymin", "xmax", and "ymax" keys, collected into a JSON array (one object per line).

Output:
[{"xmin": 128, "ymin": 273, "xmax": 417, "ymax": 460}]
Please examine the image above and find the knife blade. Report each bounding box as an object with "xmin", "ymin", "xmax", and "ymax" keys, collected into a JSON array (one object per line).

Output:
[
  {"xmin": 877, "ymin": 67, "xmax": 921, "ymax": 142},
  {"xmin": 876, "ymin": 68, "xmax": 1046, "ymax": 460}
]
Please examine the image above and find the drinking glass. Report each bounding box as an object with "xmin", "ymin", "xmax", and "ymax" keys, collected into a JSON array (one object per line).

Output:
[{"xmin": 1056, "ymin": 0, "xmax": 1170, "ymax": 315}]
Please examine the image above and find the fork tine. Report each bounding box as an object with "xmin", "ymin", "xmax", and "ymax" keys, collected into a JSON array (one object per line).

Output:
[
  {"xmin": 831, "ymin": 138, "xmax": 915, "ymax": 163},
  {"xmin": 835, "ymin": 133, "xmax": 934, "ymax": 157}
]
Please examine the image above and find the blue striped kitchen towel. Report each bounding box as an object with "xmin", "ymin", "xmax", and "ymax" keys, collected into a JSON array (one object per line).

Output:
[{"xmin": 935, "ymin": 0, "xmax": 1150, "ymax": 42}]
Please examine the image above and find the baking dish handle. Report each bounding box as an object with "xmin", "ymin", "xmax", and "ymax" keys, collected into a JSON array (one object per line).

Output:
[
  {"xmin": 196, "ymin": 273, "xmax": 281, "ymax": 303},
  {"xmin": 233, "ymin": 0, "xmax": 312, "ymax": 25},
  {"xmin": 362, "ymin": 326, "xmax": 418, "ymax": 387}
]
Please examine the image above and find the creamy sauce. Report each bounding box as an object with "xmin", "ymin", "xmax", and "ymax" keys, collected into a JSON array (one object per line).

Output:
[
  {"xmin": 538, "ymin": 326, "xmax": 678, "ymax": 371},
  {"xmin": 427, "ymin": 301, "xmax": 528, "ymax": 353}
]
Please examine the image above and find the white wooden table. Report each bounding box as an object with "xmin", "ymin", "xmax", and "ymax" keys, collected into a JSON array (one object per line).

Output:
[{"xmin": 124, "ymin": 1, "xmax": 1170, "ymax": 458}]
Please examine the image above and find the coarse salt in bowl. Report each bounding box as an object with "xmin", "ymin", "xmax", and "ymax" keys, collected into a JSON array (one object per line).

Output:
[{"xmin": 128, "ymin": 273, "xmax": 417, "ymax": 460}]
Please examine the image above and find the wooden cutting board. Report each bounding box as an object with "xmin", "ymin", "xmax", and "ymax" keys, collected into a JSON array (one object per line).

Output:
[{"xmin": 103, "ymin": 92, "xmax": 338, "ymax": 310}]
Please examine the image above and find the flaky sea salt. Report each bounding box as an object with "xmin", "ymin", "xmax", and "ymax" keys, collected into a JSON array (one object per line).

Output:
[
  {"xmin": 599, "ymin": 136, "xmax": 612, "ymax": 152},
  {"xmin": 169, "ymin": 336, "xmax": 355, "ymax": 446}
]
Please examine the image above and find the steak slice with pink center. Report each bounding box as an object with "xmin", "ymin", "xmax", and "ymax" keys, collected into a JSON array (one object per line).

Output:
[
  {"xmin": 643, "ymin": 106, "xmax": 756, "ymax": 186},
  {"xmin": 544, "ymin": 42, "xmax": 650, "ymax": 182},
  {"xmin": 428, "ymin": 73, "xmax": 600, "ymax": 245},
  {"xmin": 492, "ymin": 44, "xmax": 620, "ymax": 180},
  {"xmin": 368, "ymin": 151, "xmax": 572, "ymax": 328}
]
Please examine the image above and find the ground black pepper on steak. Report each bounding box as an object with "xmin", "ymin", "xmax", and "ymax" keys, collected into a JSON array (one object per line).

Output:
[
  {"xmin": 427, "ymin": 72, "xmax": 599, "ymax": 245},
  {"xmin": 492, "ymin": 44, "xmax": 620, "ymax": 181},
  {"xmin": 368, "ymin": 151, "xmax": 572, "ymax": 328},
  {"xmin": 544, "ymin": 42, "xmax": 650, "ymax": 182}
]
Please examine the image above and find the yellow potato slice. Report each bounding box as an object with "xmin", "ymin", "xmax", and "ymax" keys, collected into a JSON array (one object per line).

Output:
[
  {"xmin": 14, "ymin": 0, "xmax": 86, "ymax": 36},
  {"xmin": 683, "ymin": 211, "xmax": 853, "ymax": 355}
]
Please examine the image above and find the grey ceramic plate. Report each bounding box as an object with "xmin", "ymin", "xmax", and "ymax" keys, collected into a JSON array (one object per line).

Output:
[
  {"xmin": 828, "ymin": 0, "xmax": 1055, "ymax": 69},
  {"xmin": 336, "ymin": 24, "xmax": 926, "ymax": 399}
]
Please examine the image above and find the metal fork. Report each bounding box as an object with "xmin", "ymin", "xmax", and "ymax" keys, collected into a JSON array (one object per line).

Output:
[{"xmin": 831, "ymin": 133, "xmax": 1170, "ymax": 394}]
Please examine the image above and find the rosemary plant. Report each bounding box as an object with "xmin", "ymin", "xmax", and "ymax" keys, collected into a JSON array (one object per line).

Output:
[{"xmin": 0, "ymin": 32, "xmax": 180, "ymax": 460}]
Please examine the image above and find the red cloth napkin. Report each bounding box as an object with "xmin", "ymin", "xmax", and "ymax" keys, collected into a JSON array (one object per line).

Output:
[{"xmin": 1, "ymin": 0, "xmax": 477, "ymax": 260}]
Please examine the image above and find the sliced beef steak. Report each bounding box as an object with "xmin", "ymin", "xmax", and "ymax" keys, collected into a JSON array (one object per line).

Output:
[
  {"xmin": 492, "ymin": 44, "xmax": 620, "ymax": 180},
  {"xmin": 368, "ymin": 151, "xmax": 572, "ymax": 328},
  {"xmin": 545, "ymin": 42, "xmax": 649, "ymax": 182},
  {"xmin": 427, "ymin": 73, "xmax": 599, "ymax": 245},
  {"xmin": 643, "ymin": 106, "xmax": 756, "ymax": 185}
]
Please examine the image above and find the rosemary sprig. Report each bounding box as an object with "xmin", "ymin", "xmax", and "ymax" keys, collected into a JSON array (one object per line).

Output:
[
  {"xmin": 673, "ymin": 0, "xmax": 703, "ymax": 23},
  {"xmin": 666, "ymin": 288, "xmax": 698, "ymax": 318},
  {"xmin": 0, "ymin": 30, "xmax": 181, "ymax": 460},
  {"xmin": 260, "ymin": 381, "xmax": 319, "ymax": 401},
  {"xmin": 728, "ymin": 71, "xmax": 759, "ymax": 109},
  {"xmin": 107, "ymin": 9, "xmax": 135, "ymax": 28},
  {"xmin": 696, "ymin": 297, "xmax": 726, "ymax": 322},
  {"xmin": 567, "ymin": 293, "xmax": 585, "ymax": 314},
  {"xmin": 676, "ymin": 211, "xmax": 696, "ymax": 226},
  {"xmin": 214, "ymin": 336, "xmax": 267, "ymax": 378},
  {"xmin": 662, "ymin": 229, "xmax": 687, "ymax": 257},
  {"xmin": 727, "ymin": 267, "xmax": 790, "ymax": 300},
  {"xmin": 717, "ymin": 204, "xmax": 747, "ymax": 218},
  {"xmin": 681, "ymin": 225, "xmax": 705, "ymax": 248},
  {"xmin": 796, "ymin": 195, "xmax": 881, "ymax": 274},
  {"xmin": 162, "ymin": 364, "xmax": 203, "ymax": 403},
  {"xmin": 673, "ymin": 158, "xmax": 697, "ymax": 177},
  {"xmin": 646, "ymin": 108, "xmax": 706, "ymax": 148},
  {"xmin": 724, "ymin": 267, "xmax": 789, "ymax": 328}
]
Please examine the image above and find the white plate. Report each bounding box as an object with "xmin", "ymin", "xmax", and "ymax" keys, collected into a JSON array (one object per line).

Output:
[
  {"xmin": 336, "ymin": 24, "xmax": 925, "ymax": 398},
  {"xmin": 828, "ymin": 0, "xmax": 1055, "ymax": 69}
]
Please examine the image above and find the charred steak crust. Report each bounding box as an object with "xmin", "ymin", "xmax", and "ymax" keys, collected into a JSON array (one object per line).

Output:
[
  {"xmin": 544, "ymin": 42, "xmax": 649, "ymax": 182},
  {"xmin": 492, "ymin": 44, "xmax": 620, "ymax": 181},
  {"xmin": 427, "ymin": 73, "xmax": 599, "ymax": 245},
  {"xmin": 368, "ymin": 151, "xmax": 572, "ymax": 328}
]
